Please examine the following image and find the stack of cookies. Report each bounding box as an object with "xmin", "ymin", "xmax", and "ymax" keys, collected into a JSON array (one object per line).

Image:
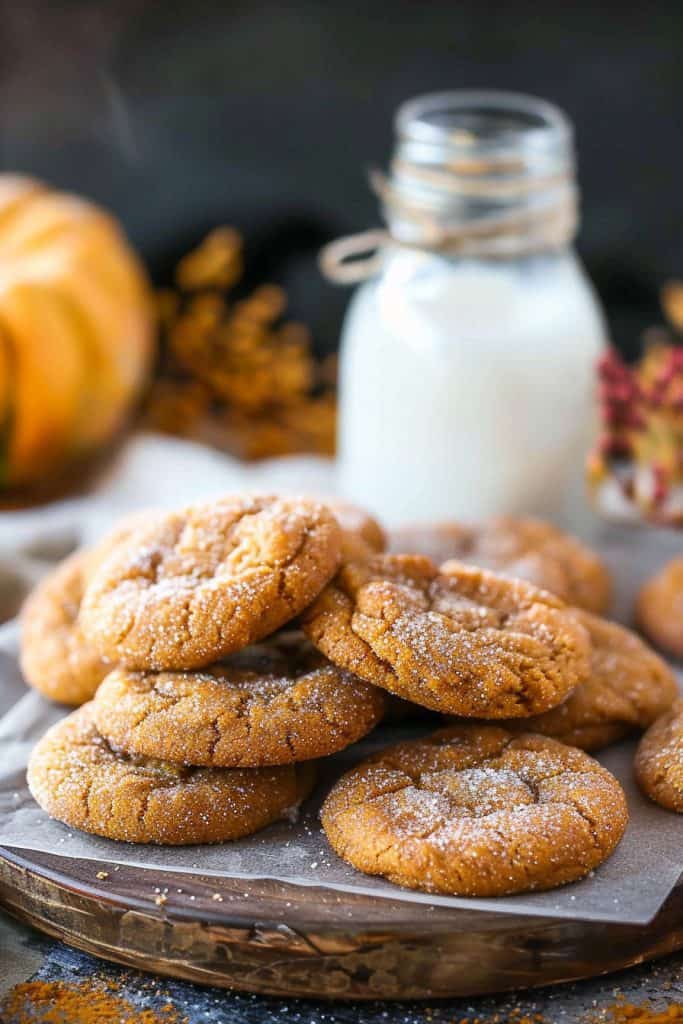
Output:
[
  {"xmin": 21, "ymin": 499, "xmax": 681, "ymax": 898},
  {"xmin": 24, "ymin": 496, "xmax": 386, "ymax": 846}
]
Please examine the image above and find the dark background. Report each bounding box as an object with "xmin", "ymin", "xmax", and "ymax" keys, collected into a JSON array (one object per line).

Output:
[{"xmin": 1, "ymin": 0, "xmax": 682, "ymax": 357}]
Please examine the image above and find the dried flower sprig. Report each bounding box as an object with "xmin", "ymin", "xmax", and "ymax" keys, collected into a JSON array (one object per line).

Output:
[
  {"xmin": 146, "ymin": 228, "xmax": 336, "ymax": 458},
  {"xmin": 588, "ymin": 283, "xmax": 683, "ymax": 524}
]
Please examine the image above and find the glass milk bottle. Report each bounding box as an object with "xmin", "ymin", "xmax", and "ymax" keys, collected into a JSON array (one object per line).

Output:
[{"xmin": 325, "ymin": 91, "xmax": 608, "ymax": 532}]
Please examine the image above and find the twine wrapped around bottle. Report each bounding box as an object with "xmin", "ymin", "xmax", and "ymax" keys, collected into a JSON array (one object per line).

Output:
[{"xmin": 320, "ymin": 156, "xmax": 578, "ymax": 284}]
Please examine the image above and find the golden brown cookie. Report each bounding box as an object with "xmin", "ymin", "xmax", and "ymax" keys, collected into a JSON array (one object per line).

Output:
[
  {"xmin": 20, "ymin": 550, "xmax": 109, "ymax": 706},
  {"xmin": 302, "ymin": 554, "xmax": 591, "ymax": 717},
  {"xmin": 635, "ymin": 698, "xmax": 683, "ymax": 812},
  {"xmin": 389, "ymin": 517, "xmax": 612, "ymax": 614},
  {"xmin": 27, "ymin": 703, "xmax": 316, "ymax": 844},
  {"xmin": 80, "ymin": 495, "xmax": 342, "ymax": 671},
  {"xmin": 636, "ymin": 558, "xmax": 683, "ymax": 659},
  {"xmin": 92, "ymin": 633, "xmax": 385, "ymax": 766},
  {"xmin": 19, "ymin": 512, "xmax": 163, "ymax": 706},
  {"xmin": 321, "ymin": 724, "xmax": 628, "ymax": 896},
  {"xmin": 480, "ymin": 610, "xmax": 680, "ymax": 750}
]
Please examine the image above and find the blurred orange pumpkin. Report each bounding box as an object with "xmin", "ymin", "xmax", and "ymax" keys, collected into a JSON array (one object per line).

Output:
[{"xmin": 0, "ymin": 175, "xmax": 155, "ymax": 488}]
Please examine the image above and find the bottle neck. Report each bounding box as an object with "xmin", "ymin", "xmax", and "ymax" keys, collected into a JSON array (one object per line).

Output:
[
  {"xmin": 381, "ymin": 90, "xmax": 579, "ymax": 258},
  {"xmin": 319, "ymin": 91, "xmax": 579, "ymax": 284}
]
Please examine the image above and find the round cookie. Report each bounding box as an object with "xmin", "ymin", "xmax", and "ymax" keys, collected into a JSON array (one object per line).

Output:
[
  {"xmin": 92, "ymin": 633, "xmax": 386, "ymax": 766},
  {"xmin": 27, "ymin": 703, "xmax": 316, "ymax": 844},
  {"xmin": 487, "ymin": 610, "xmax": 680, "ymax": 751},
  {"xmin": 389, "ymin": 517, "xmax": 612, "ymax": 614},
  {"xmin": 302, "ymin": 554, "xmax": 591, "ymax": 717},
  {"xmin": 636, "ymin": 557, "xmax": 683, "ymax": 659},
  {"xmin": 635, "ymin": 698, "xmax": 683, "ymax": 812},
  {"xmin": 20, "ymin": 513, "xmax": 163, "ymax": 705},
  {"xmin": 80, "ymin": 495, "xmax": 343, "ymax": 671},
  {"xmin": 321, "ymin": 724, "xmax": 628, "ymax": 896},
  {"xmin": 20, "ymin": 549, "xmax": 109, "ymax": 706}
]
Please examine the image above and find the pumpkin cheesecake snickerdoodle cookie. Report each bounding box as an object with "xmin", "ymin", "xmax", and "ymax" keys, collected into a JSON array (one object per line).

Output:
[
  {"xmin": 92, "ymin": 633, "xmax": 386, "ymax": 767},
  {"xmin": 321, "ymin": 724, "xmax": 628, "ymax": 896},
  {"xmin": 27, "ymin": 703, "xmax": 316, "ymax": 844},
  {"xmin": 80, "ymin": 495, "xmax": 342, "ymax": 671},
  {"xmin": 389, "ymin": 516, "xmax": 612, "ymax": 614},
  {"xmin": 19, "ymin": 513, "xmax": 160, "ymax": 706},
  {"xmin": 302, "ymin": 554, "xmax": 591, "ymax": 717},
  {"xmin": 486, "ymin": 610, "xmax": 679, "ymax": 751},
  {"xmin": 635, "ymin": 698, "xmax": 683, "ymax": 813},
  {"xmin": 636, "ymin": 557, "xmax": 683, "ymax": 660}
]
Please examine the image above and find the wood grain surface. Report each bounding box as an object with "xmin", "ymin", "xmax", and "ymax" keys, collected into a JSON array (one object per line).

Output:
[{"xmin": 1, "ymin": 847, "xmax": 682, "ymax": 1000}]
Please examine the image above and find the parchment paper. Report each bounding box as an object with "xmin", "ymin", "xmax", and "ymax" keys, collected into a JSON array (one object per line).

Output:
[{"xmin": 0, "ymin": 434, "xmax": 682, "ymax": 926}]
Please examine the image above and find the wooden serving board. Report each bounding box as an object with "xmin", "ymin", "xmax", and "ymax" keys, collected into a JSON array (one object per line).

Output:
[{"xmin": 1, "ymin": 846, "xmax": 681, "ymax": 1000}]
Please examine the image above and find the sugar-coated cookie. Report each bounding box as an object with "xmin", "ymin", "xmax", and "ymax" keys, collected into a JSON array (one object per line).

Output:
[
  {"xmin": 92, "ymin": 633, "xmax": 385, "ymax": 766},
  {"xmin": 27, "ymin": 703, "xmax": 316, "ymax": 844},
  {"xmin": 322, "ymin": 724, "xmax": 628, "ymax": 896},
  {"xmin": 303, "ymin": 554, "xmax": 591, "ymax": 716},
  {"xmin": 489, "ymin": 610, "xmax": 679, "ymax": 750},
  {"xmin": 80, "ymin": 495, "xmax": 342, "ymax": 670}
]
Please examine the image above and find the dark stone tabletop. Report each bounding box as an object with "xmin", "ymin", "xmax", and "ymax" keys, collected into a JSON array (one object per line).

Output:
[{"xmin": 2, "ymin": 910, "xmax": 682, "ymax": 1023}]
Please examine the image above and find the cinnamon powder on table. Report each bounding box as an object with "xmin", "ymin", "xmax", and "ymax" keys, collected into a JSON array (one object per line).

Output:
[
  {"xmin": 0, "ymin": 978, "xmax": 187, "ymax": 1024},
  {"xmin": 591, "ymin": 1003, "xmax": 683, "ymax": 1022},
  {"xmin": 3, "ymin": 976, "xmax": 682, "ymax": 1023},
  {"xmin": 450, "ymin": 1005, "xmax": 683, "ymax": 1023}
]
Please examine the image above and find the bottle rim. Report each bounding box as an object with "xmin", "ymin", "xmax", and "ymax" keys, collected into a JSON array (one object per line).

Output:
[{"xmin": 395, "ymin": 90, "xmax": 573, "ymax": 156}]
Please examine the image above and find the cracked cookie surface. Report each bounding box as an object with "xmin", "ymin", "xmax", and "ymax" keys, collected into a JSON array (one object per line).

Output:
[
  {"xmin": 80, "ymin": 495, "xmax": 342, "ymax": 670},
  {"xmin": 480, "ymin": 610, "xmax": 680, "ymax": 750},
  {"xmin": 389, "ymin": 517, "xmax": 611, "ymax": 614},
  {"xmin": 302, "ymin": 554, "xmax": 591, "ymax": 716},
  {"xmin": 321, "ymin": 724, "xmax": 628, "ymax": 896},
  {"xmin": 636, "ymin": 557, "xmax": 683, "ymax": 659},
  {"xmin": 27, "ymin": 703, "xmax": 316, "ymax": 844},
  {"xmin": 635, "ymin": 697, "xmax": 683, "ymax": 812},
  {"xmin": 92, "ymin": 633, "xmax": 386, "ymax": 766}
]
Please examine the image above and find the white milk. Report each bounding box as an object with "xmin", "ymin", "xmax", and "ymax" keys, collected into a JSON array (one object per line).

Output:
[{"xmin": 338, "ymin": 248, "xmax": 607, "ymax": 529}]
